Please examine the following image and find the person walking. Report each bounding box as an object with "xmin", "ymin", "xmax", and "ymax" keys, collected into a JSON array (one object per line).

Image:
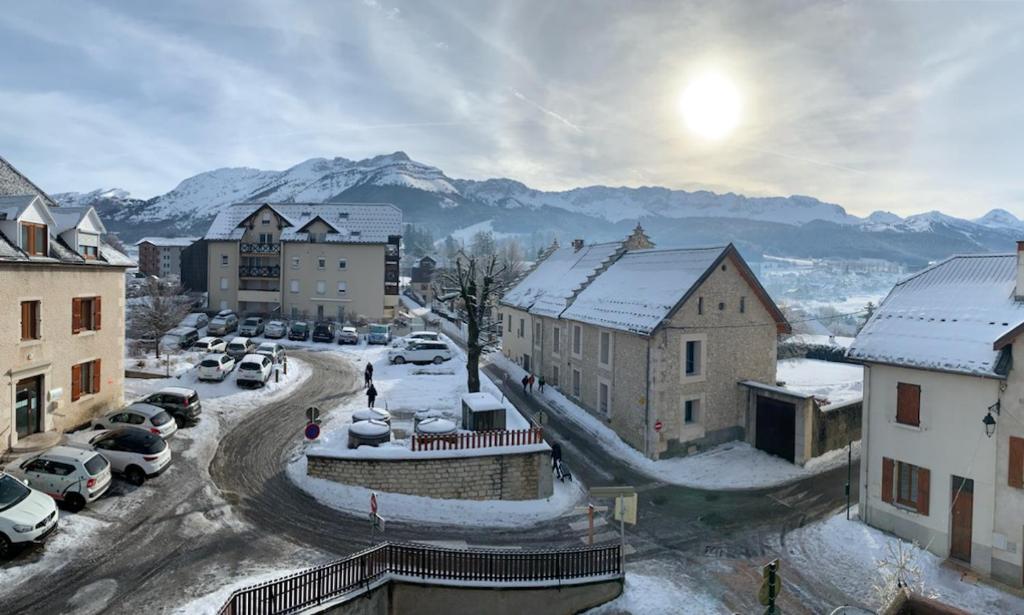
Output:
[
  {"xmin": 527, "ymin": 373, "xmax": 535, "ymax": 393},
  {"xmin": 364, "ymin": 362, "xmax": 374, "ymax": 389},
  {"xmin": 367, "ymin": 383, "xmax": 378, "ymax": 408},
  {"xmin": 522, "ymin": 374, "xmax": 529, "ymax": 392},
  {"xmin": 538, "ymin": 375, "xmax": 546, "ymax": 393}
]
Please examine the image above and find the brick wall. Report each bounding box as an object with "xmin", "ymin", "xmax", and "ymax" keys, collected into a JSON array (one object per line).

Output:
[{"xmin": 306, "ymin": 449, "xmax": 553, "ymax": 501}]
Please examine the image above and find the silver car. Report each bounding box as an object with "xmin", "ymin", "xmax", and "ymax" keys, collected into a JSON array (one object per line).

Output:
[{"xmin": 93, "ymin": 403, "xmax": 178, "ymax": 439}]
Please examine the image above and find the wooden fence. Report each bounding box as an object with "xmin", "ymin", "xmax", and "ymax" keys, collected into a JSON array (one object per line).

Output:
[
  {"xmin": 217, "ymin": 541, "xmax": 621, "ymax": 615},
  {"xmin": 410, "ymin": 426, "xmax": 544, "ymax": 452}
]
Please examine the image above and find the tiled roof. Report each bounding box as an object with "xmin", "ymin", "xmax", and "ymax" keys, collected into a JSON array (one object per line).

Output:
[
  {"xmin": 204, "ymin": 202, "xmax": 402, "ymax": 244},
  {"xmin": 500, "ymin": 242, "xmax": 623, "ymax": 317}
]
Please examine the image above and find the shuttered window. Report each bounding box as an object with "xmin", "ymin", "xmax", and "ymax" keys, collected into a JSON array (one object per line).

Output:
[
  {"xmin": 1010, "ymin": 436, "xmax": 1024, "ymax": 489},
  {"xmin": 72, "ymin": 297, "xmax": 102, "ymax": 333},
  {"xmin": 71, "ymin": 359, "xmax": 101, "ymax": 401},
  {"xmin": 881, "ymin": 457, "xmax": 894, "ymax": 504},
  {"xmin": 883, "ymin": 457, "xmax": 930, "ymax": 516},
  {"xmin": 896, "ymin": 382, "xmax": 921, "ymax": 426},
  {"xmin": 20, "ymin": 222, "xmax": 47, "ymax": 256},
  {"xmin": 20, "ymin": 300, "xmax": 40, "ymax": 340}
]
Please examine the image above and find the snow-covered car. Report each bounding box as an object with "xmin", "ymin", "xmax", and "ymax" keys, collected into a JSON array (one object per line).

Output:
[
  {"xmin": 192, "ymin": 336, "xmax": 227, "ymax": 353},
  {"xmin": 137, "ymin": 387, "xmax": 202, "ymax": 427},
  {"xmin": 93, "ymin": 403, "xmax": 178, "ymax": 439},
  {"xmin": 388, "ymin": 340, "xmax": 453, "ymax": 365},
  {"xmin": 6, "ymin": 446, "xmax": 111, "ymax": 512},
  {"xmin": 179, "ymin": 312, "xmax": 209, "ymax": 330},
  {"xmin": 288, "ymin": 321, "xmax": 310, "ymax": 341},
  {"xmin": 238, "ymin": 317, "xmax": 265, "ymax": 337},
  {"xmin": 391, "ymin": 331, "xmax": 441, "ymax": 348},
  {"xmin": 198, "ymin": 353, "xmax": 235, "ymax": 381},
  {"xmin": 67, "ymin": 429, "xmax": 171, "ymax": 486},
  {"xmin": 207, "ymin": 314, "xmax": 238, "ymax": 336},
  {"xmin": 226, "ymin": 337, "xmax": 256, "ymax": 360},
  {"xmin": 337, "ymin": 326, "xmax": 359, "ymax": 345},
  {"xmin": 236, "ymin": 354, "xmax": 273, "ymax": 387},
  {"xmin": 161, "ymin": 326, "xmax": 198, "ymax": 350},
  {"xmin": 264, "ymin": 320, "xmax": 288, "ymax": 339},
  {"xmin": 255, "ymin": 342, "xmax": 285, "ymax": 364},
  {"xmin": 0, "ymin": 472, "xmax": 59, "ymax": 556}
]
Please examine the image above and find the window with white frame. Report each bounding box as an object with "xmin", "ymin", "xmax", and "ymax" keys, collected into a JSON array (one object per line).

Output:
[
  {"xmin": 535, "ymin": 321, "xmax": 542, "ymax": 346},
  {"xmin": 316, "ymin": 280, "xmax": 326, "ymax": 295},
  {"xmin": 552, "ymin": 327, "xmax": 561, "ymax": 355},
  {"xmin": 572, "ymin": 324, "xmax": 582, "ymax": 357},
  {"xmin": 220, "ymin": 254, "xmax": 229, "ymax": 266},
  {"xmin": 219, "ymin": 277, "xmax": 228, "ymax": 290},
  {"xmin": 572, "ymin": 368, "xmax": 581, "ymax": 398},
  {"xmin": 291, "ymin": 256, "xmax": 300, "ymax": 269},
  {"xmin": 261, "ymin": 214, "xmax": 271, "ymax": 225},
  {"xmin": 683, "ymin": 396, "xmax": 701, "ymax": 424},
  {"xmin": 598, "ymin": 379, "xmax": 611, "ymax": 418},
  {"xmin": 290, "ymin": 280, "xmax": 299, "ymax": 294},
  {"xmin": 599, "ymin": 330, "xmax": 612, "ymax": 368},
  {"xmin": 682, "ymin": 335, "xmax": 706, "ymax": 380},
  {"xmin": 317, "ymin": 257, "xmax": 326, "ymax": 269},
  {"xmin": 337, "ymin": 281, "xmax": 348, "ymax": 294}
]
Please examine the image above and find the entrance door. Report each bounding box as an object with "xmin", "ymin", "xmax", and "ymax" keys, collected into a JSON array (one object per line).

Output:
[
  {"xmin": 523, "ymin": 354, "xmax": 531, "ymax": 372},
  {"xmin": 316, "ymin": 305, "xmax": 324, "ymax": 321},
  {"xmin": 950, "ymin": 476, "xmax": 974, "ymax": 563},
  {"xmin": 755, "ymin": 395, "xmax": 796, "ymax": 462},
  {"xmin": 15, "ymin": 376, "xmax": 44, "ymax": 438}
]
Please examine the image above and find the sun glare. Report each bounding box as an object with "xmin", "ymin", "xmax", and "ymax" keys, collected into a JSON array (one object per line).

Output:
[{"xmin": 679, "ymin": 72, "xmax": 741, "ymax": 140}]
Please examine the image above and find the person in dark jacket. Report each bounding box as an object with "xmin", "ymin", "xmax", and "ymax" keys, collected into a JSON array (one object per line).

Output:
[
  {"xmin": 522, "ymin": 374, "xmax": 529, "ymax": 392},
  {"xmin": 364, "ymin": 362, "xmax": 374, "ymax": 388},
  {"xmin": 367, "ymin": 383, "xmax": 378, "ymax": 408},
  {"xmin": 538, "ymin": 375, "xmax": 546, "ymax": 393},
  {"xmin": 527, "ymin": 374, "xmax": 535, "ymax": 392}
]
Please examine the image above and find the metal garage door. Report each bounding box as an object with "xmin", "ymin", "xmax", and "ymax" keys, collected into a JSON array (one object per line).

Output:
[{"xmin": 755, "ymin": 396, "xmax": 796, "ymax": 462}]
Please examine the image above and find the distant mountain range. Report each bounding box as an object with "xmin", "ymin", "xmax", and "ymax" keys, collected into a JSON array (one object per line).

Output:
[{"xmin": 53, "ymin": 151, "xmax": 1024, "ymax": 266}]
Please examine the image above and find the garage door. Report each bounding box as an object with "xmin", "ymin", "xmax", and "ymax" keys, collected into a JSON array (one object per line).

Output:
[{"xmin": 755, "ymin": 396, "xmax": 796, "ymax": 462}]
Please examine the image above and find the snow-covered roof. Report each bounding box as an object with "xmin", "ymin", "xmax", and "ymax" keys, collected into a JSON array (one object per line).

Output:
[
  {"xmin": 560, "ymin": 246, "xmax": 727, "ymax": 335},
  {"xmin": 135, "ymin": 236, "xmax": 197, "ymax": 247},
  {"xmin": 204, "ymin": 202, "xmax": 402, "ymax": 244},
  {"xmin": 500, "ymin": 241, "xmax": 623, "ymax": 317},
  {"xmin": 51, "ymin": 206, "xmax": 105, "ymax": 235},
  {"xmin": 0, "ymin": 194, "xmax": 132, "ymax": 267},
  {"xmin": 0, "ymin": 194, "xmax": 40, "ymax": 220},
  {"xmin": 848, "ymin": 254, "xmax": 1024, "ymax": 377},
  {"xmin": 461, "ymin": 392, "xmax": 504, "ymax": 412},
  {"xmin": 776, "ymin": 358, "xmax": 863, "ymax": 410}
]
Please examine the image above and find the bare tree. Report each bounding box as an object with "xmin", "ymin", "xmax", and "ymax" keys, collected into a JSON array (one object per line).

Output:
[
  {"xmin": 440, "ymin": 254, "xmax": 506, "ymax": 393},
  {"xmin": 131, "ymin": 278, "xmax": 192, "ymax": 358}
]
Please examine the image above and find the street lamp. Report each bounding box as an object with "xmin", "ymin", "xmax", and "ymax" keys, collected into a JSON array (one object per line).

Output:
[{"xmin": 983, "ymin": 401, "xmax": 1001, "ymax": 438}]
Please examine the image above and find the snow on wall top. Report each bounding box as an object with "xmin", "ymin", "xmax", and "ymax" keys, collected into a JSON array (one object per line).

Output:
[
  {"xmin": 135, "ymin": 236, "xmax": 197, "ymax": 247},
  {"xmin": 560, "ymin": 246, "xmax": 726, "ymax": 335},
  {"xmin": 848, "ymin": 254, "xmax": 1024, "ymax": 377},
  {"xmin": 204, "ymin": 202, "xmax": 402, "ymax": 244},
  {"xmin": 500, "ymin": 241, "xmax": 622, "ymax": 317}
]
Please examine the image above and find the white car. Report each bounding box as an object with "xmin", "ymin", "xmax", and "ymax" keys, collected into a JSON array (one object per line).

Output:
[
  {"xmin": 68, "ymin": 429, "xmax": 171, "ymax": 486},
  {"xmin": 255, "ymin": 342, "xmax": 285, "ymax": 364},
  {"xmin": 179, "ymin": 312, "xmax": 209, "ymax": 330},
  {"xmin": 6, "ymin": 446, "xmax": 112, "ymax": 511},
  {"xmin": 192, "ymin": 336, "xmax": 227, "ymax": 353},
  {"xmin": 337, "ymin": 326, "xmax": 359, "ymax": 345},
  {"xmin": 264, "ymin": 320, "xmax": 288, "ymax": 339},
  {"xmin": 226, "ymin": 337, "xmax": 256, "ymax": 360},
  {"xmin": 92, "ymin": 403, "xmax": 178, "ymax": 439},
  {"xmin": 392, "ymin": 331, "xmax": 441, "ymax": 348},
  {"xmin": 198, "ymin": 353, "xmax": 236, "ymax": 382},
  {"xmin": 0, "ymin": 472, "xmax": 59, "ymax": 557},
  {"xmin": 388, "ymin": 340, "xmax": 454, "ymax": 365},
  {"xmin": 236, "ymin": 354, "xmax": 273, "ymax": 387}
]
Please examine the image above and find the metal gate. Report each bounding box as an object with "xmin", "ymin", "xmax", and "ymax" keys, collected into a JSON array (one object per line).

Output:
[{"xmin": 755, "ymin": 395, "xmax": 796, "ymax": 463}]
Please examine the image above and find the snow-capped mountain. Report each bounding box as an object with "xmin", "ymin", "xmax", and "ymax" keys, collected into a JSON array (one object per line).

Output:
[{"xmin": 54, "ymin": 151, "xmax": 1023, "ymax": 266}]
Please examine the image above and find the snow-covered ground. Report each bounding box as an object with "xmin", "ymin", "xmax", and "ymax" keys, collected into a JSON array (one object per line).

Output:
[
  {"xmin": 584, "ymin": 558, "xmax": 727, "ymax": 614},
  {"xmin": 776, "ymin": 358, "xmax": 863, "ymax": 409}
]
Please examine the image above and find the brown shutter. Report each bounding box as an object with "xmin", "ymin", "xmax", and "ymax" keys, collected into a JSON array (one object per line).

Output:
[
  {"xmin": 92, "ymin": 359, "xmax": 101, "ymax": 394},
  {"xmin": 72, "ymin": 298, "xmax": 82, "ymax": 334},
  {"xmin": 94, "ymin": 296, "xmax": 102, "ymax": 330},
  {"xmin": 1010, "ymin": 437, "xmax": 1024, "ymax": 489},
  {"xmin": 917, "ymin": 467, "xmax": 930, "ymax": 516},
  {"xmin": 881, "ymin": 457, "xmax": 894, "ymax": 504},
  {"xmin": 897, "ymin": 383, "xmax": 921, "ymax": 426},
  {"xmin": 20, "ymin": 302, "xmax": 30, "ymax": 340},
  {"xmin": 71, "ymin": 364, "xmax": 82, "ymax": 401}
]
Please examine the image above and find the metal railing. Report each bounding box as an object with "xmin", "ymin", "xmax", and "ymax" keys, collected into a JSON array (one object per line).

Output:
[
  {"xmin": 410, "ymin": 427, "xmax": 544, "ymax": 452},
  {"xmin": 239, "ymin": 266, "xmax": 281, "ymax": 278},
  {"xmin": 240, "ymin": 243, "xmax": 281, "ymax": 254},
  {"xmin": 218, "ymin": 542, "xmax": 621, "ymax": 615}
]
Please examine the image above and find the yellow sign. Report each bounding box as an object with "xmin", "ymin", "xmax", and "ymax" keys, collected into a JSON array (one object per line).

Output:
[{"xmin": 613, "ymin": 494, "xmax": 638, "ymax": 525}]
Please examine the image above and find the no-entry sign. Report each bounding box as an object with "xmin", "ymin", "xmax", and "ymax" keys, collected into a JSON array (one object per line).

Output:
[
  {"xmin": 304, "ymin": 422, "xmax": 321, "ymax": 440},
  {"xmin": 654, "ymin": 420, "xmax": 663, "ymax": 432}
]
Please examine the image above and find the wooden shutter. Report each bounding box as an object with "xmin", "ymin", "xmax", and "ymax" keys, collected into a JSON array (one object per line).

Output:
[
  {"xmin": 94, "ymin": 296, "xmax": 102, "ymax": 330},
  {"xmin": 881, "ymin": 457, "xmax": 894, "ymax": 504},
  {"xmin": 20, "ymin": 301, "xmax": 30, "ymax": 340},
  {"xmin": 72, "ymin": 298, "xmax": 82, "ymax": 334},
  {"xmin": 92, "ymin": 359, "xmax": 101, "ymax": 394},
  {"xmin": 896, "ymin": 383, "xmax": 921, "ymax": 426},
  {"xmin": 1010, "ymin": 437, "xmax": 1024, "ymax": 488},
  {"xmin": 71, "ymin": 364, "xmax": 82, "ymax": 401},
  {"xmin": 917, "ymin": 467, "xmax": 930, "ymax": 516}
]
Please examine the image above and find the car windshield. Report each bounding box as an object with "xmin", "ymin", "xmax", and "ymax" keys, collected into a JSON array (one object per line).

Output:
[
  {"xmin": 0, "ymin": 474, "xmax": 31, "ymax": 512},
  {"xmin": 269, "ymin": 321, "xmax": 284, "ymax": 328},
  {"xmin": 119, "ymin": 431, "xmax": 166, "ymax": 455},
  {"xmin": 200, "ymin": 359, "xmax": 220, "ymax": 368},
  {"xmin": 228, "ymin": 342, "xmax": 244, "ymax": 350},
  {"xmin": 151, "ymin": 411, "xmax": 172, "ymax": 426},
  {"xmin": 258, "ymin": 344, "xmax": 274, "ymax": 351},
  {"xmin": 194, "ymin": 341, "xmax": 208, "ymax": 349},
  {"xmin": 84, "ymin": 454, "xmax": 108, "ymax": 475},
  {"xmin": 293, "ymin": 323, "xmax": 308, "ymax": 332},
  {"xmin": 210, "ymin": 318, "xmax": 226, "ymax": 325},
  {"xmin": 239, "ymin": 362, "xmax": 260, "ymax": 371},
  {"xmin": 370, "ymin": 324, "xmax": 388, "ymax": 334},
  {"xmin": 244, "ymin": 318, "xmax": 259, "ymax": 326}
]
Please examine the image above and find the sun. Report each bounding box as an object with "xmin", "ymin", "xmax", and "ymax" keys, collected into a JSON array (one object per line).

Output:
[{"xmin": 679, "ymin": 72, "xmax": 741, "ymax": 140}]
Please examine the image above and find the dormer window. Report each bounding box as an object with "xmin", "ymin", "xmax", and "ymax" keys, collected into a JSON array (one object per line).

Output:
[
  {"xmin": 20, "ymin": 222, "xmax": 47, "ymax": 256},
  {"xmin": 82, "ymin": 245, "xmax": 99, "ymax": 259}
]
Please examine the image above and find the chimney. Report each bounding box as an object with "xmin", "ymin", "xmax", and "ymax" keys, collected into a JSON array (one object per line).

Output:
[
  {"xmin": 572, "ymin": 239, "xmax": 584, "ymax": 252},
  {"xmin": 1017, "ymin": 241, "xmax": 1024, "ymax": 300}
]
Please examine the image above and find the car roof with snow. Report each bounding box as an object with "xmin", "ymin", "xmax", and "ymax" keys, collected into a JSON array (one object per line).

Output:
[
  {"xmin": 159, "ymin": 386, "xmax": 196, "ymax": 396},
  {"xmin": 849, "ymin": 253, "xmax": 1024, "ymax": 377},
  {"xmin": 197, "ymin": 336, "xmax": 221, "ymax": 343},
  {"xmin": 342, "ymin": 326, "xmax": 357, "ymax": 332},
  {"xmin": 257, "ymin": 342, "xmax": 279, "ymax": 349},
  {"xmin": 228, "ymin": 337, "xmax": 250, "ymax": 344},
  {"xmin": 24, "ymin": 445, "xmax": 98, "ymax": 464},
  {"xmin": 239, "ymin": 353, "xmax": 270, "ymax": 364},
  {"xmin": 123, "ymin": 402, "xmax": 168, "ymax": 417}
]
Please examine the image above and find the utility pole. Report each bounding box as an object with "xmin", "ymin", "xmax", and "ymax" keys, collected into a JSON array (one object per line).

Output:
[{"xmin": 846, "ymin": 438, "xmax": 852, "ymax": 520}]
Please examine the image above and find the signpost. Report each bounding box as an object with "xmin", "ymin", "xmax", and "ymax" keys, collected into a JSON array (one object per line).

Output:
[
  {"xmin": 304, "ymin": 422, "xmax": 321, "ymax": 440},
  {"xmin": 590, "ymin": 486, "xmax": 637, "ymax": 573},
  {"xmin": 306, "ymin": 406, "xmax": 321, "ymax": 423},
  {"xmin": 654, "ymin": 420, "xmax": 663, "ymax": 433},
  {"xmin": 758, "ymin": 559, "xmax": 782, "ymax": 614}
]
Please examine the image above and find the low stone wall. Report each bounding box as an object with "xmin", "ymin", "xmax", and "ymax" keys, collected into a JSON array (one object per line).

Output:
[
  {"xmin": 307, "ymin": 448, "xmax": 553, "ymax": 500},
  {"xmin": 812, "ymin": 399, "xmax": 862, "ymax": 457}
]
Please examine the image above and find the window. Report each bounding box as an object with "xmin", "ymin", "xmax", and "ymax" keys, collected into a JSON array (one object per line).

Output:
[
  {"xmin": 220, "ymin": 277, "xmax": 229, "ymax": 291},
  {"xmin": 1010, "ymin": 437, "xmax": 1024, "ymax": 489},
  {"xmin": 290, "ymin": 280, "xmax": 299, "ymax": 294},
  {"xmin": 337, "ymin": 282, "xmax": 348, "ymax": 294},
  {"xmin": 599, "ymin": 380, "xmax": 611, "ymax": 418},
  {"xmin": 572, "ymin": 324, "xmax": 582, "ymax": 357},
  {"xmin": 71, "ymin": 359, "xmax": 101, "ymax": 401},
  {"xmin": 572, "ymin": 368, "xmax": 581, "ymax": 398},
  {"xmin": 72, "ymin": 297, "xmax": 101, "ymax": 333},
  {"xmin": 261, "ymin": 214, "xmax": 270, "ymax": 225},
  {"xmin": 551, "ymin": 365, "xmax": 560, "ymax": 386},
  {"xmin": 317, "ymin": 257, "xmax": 326, "ymax": 269},
  {"xmin": 881, "ymin": 457, "xmax": 930, "ymax": 515},
  {"xmin": 684, "ymin": 339, "xmax": 703, "ymax": 377},
  {"xmin": 82, "ymin": 244, "xmax": 99, "ymax": 259},
  {"xmin": 519, "ymin": 318, "xmax": 525, "ymax": 338},
  {"xmin": 20, "ymin": 301, "xmax": 40, "ymax": 341},
  {"xmin": 740, "ymin": 296, "xmax": 746, "ymax": 313},
  {"xmin": 698, "ymin": 296, "xmax": 704, "ymax": 315},
  {"xmin": 552, "ymin": 327, "xmax": 561, "ymax": 355},
  {"xmin": 683, "ymin": 398, "xmax": 701, "ymax": 424},
  {"xmin": 897, "ymin": 462, "xmax": 920, "ymax": 507},
  {"xmin": 316, "ymin": 280, "xmax": 326, "ymax": 295},
  {"xmin": 291, "ymin": 257, "xmax": 300, "ymax": 269},
  {"xmin": 507, "ymin": 314, "xmax": 511, "ymax": 332},
  {"xmin": 718, "ymin": 302, "xmax": 725, "ymax": 311},
  {"xmin": 220, "ymin": 254, "xmax": 229, "ymax": 266},
  {"xmin": 599, "ymin": 331, "xmax": 612, "ymax": 368},
  {"xmin": 535, "ymin": 322, "xmax": 542, "ymax": 345},
  {"xmin": 338, "ymin": 259, "xmax": 347, "ymax": 270},
  {"xmin": 258, "ymin": 233, "xmax": 272, "ymax": 244},
  {"xmin": 20, "ymin": 222, "xmax": 47, "ymax": 256},
  {"xmin": 896, "ymin": 383, "xmax": 921, "ymax": 426}
]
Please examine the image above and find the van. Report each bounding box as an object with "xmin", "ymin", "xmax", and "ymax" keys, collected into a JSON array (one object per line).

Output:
[
  {"xmin": 161, "ymin": 327, "xmax": 199, "ymax": 350},
  {"xmin": 368, "ymin": 323, "xmax": 392, "ymax": 345}
]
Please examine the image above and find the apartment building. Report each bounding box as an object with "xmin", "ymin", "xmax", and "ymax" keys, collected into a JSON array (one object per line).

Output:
[
  {"xmin": 0, "ymin": 156, "xmax": 133, "ymax": 454},
  {"xmin": 204, "ymin": 202, "xmax": 402, "ymax": 321},
  {"xmin": 135, "ymin": 236, "xmax": 197, "ymax": 279}
]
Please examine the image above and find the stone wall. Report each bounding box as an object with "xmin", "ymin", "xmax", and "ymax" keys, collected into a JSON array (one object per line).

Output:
[
  {"xmin": 307, "ymin": 448, "xmax": 553, "ymax": 500},
  {"xmin": 812, "ymin": 400, "xmax": 862, "ymax": 457}
]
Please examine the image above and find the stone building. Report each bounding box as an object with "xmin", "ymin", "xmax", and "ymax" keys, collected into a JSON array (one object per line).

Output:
[
  {"xmin": 409, "ymin": 255, "xmax": 437, "ymax": 304},
  {"xmin": 0, "ymin": 156, "xmax": 133, "ymax": 454},
  {"xmin": 135, "ymin": 236, "xmax": 197, "ymax": 279}
]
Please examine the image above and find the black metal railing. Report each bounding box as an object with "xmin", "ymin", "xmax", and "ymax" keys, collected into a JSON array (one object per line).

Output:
[
  {"xmin": 240, "ymin": 243, "xmax": 281, "ymax": 254},
  {"xmin": 239, "ymin": 266, "xmax": 281, "ymax": 278},
  {"xmin": 217, "ymin": 541, "xmax": 621, "ymax": 615}
]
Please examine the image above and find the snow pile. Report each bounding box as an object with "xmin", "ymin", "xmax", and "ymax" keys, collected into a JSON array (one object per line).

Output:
[
  {"xmin": 584, "ymin": 561, "xmax": 727, "ymax": 614},
  {"xmin": 776, "ymin": 358, "xmax": 863, "ymax": 409}
]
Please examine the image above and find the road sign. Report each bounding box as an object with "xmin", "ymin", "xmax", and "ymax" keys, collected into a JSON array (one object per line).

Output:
[
  {"xmin": 758, "ymin": 559, "xmax": 782, "ymax": 609},
  {"xmin": 654, "ymin": 420, "xmax": 663, "ymax": 432},
  {"xmin": 614, "ymin": 493, "xmax": 638, "ymax": 525},
  {"xmin": 304, "ymin": 422, "xmax": 321, "ymax": 440},
  {"xmin": 590, "ymin": 486, "xmax": 636, "ymax": 498},
  {"xmin": 370, "ymin": 492, "xmax": 378, "ymax": 515},
  {"xmin": 306, "ymin": 406, "xmax": 321, "ymax": 423}
]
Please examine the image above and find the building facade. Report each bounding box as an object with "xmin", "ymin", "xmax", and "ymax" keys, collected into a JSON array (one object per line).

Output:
[
  {"xmin": 204, "ymin": 203, "xmax": 401, "ymax": 321},
  {"xmin": 409, "ymin": 255, "xmax": 437, "ymax": 304},
  {"xmin": 179, "ymin": 238, "xmax": 209, "ymax": 292},
  {"xmin": 135, "ymin": 237, "xmax": 197, "ymax": 279}
]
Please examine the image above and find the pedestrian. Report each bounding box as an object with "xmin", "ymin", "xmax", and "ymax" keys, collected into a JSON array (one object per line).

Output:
[
  {"xmin": 367, "ymin": 383, "xmax": 378, "ymax": 408},
  {"xmin": 527, "ymin": 373, "xmax": 535, "ymax": 393},
  {"xmin": 538, "ymin": 375, "xmax": 546, "ymax": 393},
  {"xmin": 364, "ymin": 362, "xmax": 374, "ymax": 389},
  {"xmin": 521, "ymin": 374, "xmax": 529, "ymax": 392}
]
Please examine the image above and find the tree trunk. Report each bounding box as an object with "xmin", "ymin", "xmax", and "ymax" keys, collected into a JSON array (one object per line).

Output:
[{"xmin": 466, "ymin": 309, "xmax": 481, "ymax": 393}]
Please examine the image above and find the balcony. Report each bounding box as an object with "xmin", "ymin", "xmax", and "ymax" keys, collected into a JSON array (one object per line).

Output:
[
  {"xmin": 240, "ymin": 242, "xmax": 281, "ymax": 254},
  {"xmin": 239, "ymin": 265, "xmax": 281, "ymax": 278}
]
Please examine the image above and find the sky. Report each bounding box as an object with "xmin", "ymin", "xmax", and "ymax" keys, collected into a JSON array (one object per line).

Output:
[{"xmin": 0, "ymin": 1, "xmax": 1022, "ymax": 219}]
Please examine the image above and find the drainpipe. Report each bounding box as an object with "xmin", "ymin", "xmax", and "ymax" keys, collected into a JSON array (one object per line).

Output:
[
  {"xmin": 860, "ymin": 364, "xmax": 871, "ymax": 525},
  {"xmin": 644, "ymin": 338, "xmax": 652, "ymax": 458}
]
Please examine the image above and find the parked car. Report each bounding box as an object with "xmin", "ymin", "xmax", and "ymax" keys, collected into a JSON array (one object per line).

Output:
[
  {"xmin": 179, "ymin": 312, "xmax": 209, "ymax": 330},
  {"xmin": 0, "ymin": 472, "xmax": 59, "ymax": 556},
  {"xmin": 255, "ymin": 342, "xmax": 285, "ymax": 363},
  {"xmin": 192, "ymin": 336, "xmax": 227, "ymax": 353},
  {"xmin": 226, "ymin": 337, "xmax": 256, "ymax": 360},
  {"xmin": 264, "ymin": 320, "xmax": 288, "ymax": 339},
  {"xmin": 337, "ymin": 326, "xmax": 359, "ymax": 345},
  {"xmin": 68, "ymin": 429, "xmax": 171, "ymax": 486},
  {"xmin": 93, "ymin": 403, "xmax": 178, "ymax": 439},
  {"xmin": 238, "ymin": 317, "xmax": 265, "ymax": 337},
  {"xmin": 392, "ymin": 331, "xmax": 440, "ymax": 347},
  {"xmin": 388, "ymin": 340, "xmax": 453, "ymax": 365},
  {"xmin": 6, "ymin": 446, "xmax": 112, "ymax": 512},
  {"xmin": 161, "ymin": 326, "xmax": 199, "ymax": 351},
  {"xmin": 236, "ymin": 354, "xmax": 273, "ymax": 387},
  {"xmin": 288, "ymin": 321, "xmax": 310, "ymax": 341},
  {"xmin": 368, "ymin": 323, "xmax": 392, "ymax": 345},
  {"xmin": 198, "ymin": 353, "xmax": 235, "ymax": 382},
  {"xmin": 312, "ymin": 322, "xmax": 336, "ymax": 343},
  {"xmin": 217, "ymin": 309, "xmax": 236, "ymax": 318},
  {"xmin": 138, "ymin": 387, "xmax": 202, "ymax": 427},
  {"xmin": 207, "ymin": 314, "xmax": 238, "ymax": 336}
]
